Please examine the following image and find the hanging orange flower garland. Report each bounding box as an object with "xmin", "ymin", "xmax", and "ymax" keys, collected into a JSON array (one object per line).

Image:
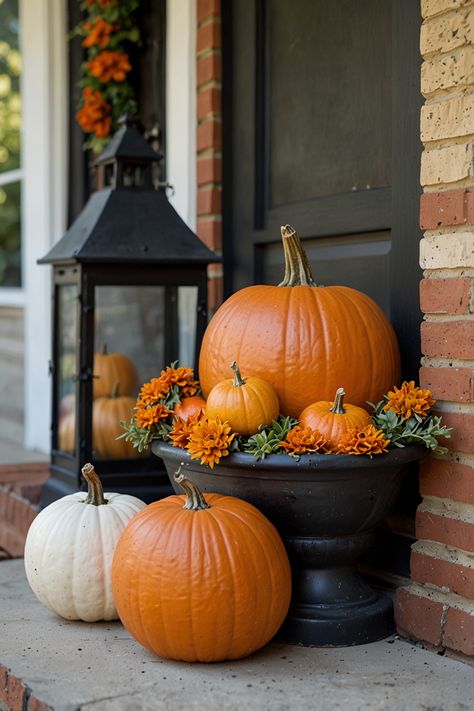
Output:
[{"xmin": 74, "ymin": 0, "xmax": 140, "ymax": 153}]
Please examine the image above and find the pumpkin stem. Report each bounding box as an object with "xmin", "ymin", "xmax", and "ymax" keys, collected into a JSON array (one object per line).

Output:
[
  {"xmin": 110, "ymin": 382, "xmax": 120, "ymax": 398},
  {"xmin": 174, "ymin": 466, "xmax": 210, "ymax": 511},
  {"xmin": 81, "ymin": 463, "xmax": 108, "ymax": 506},
  {"xmin": 278, "ymin": 224, "xmax": 317, "ymax": 287},
  {"xmin": 230, "ymin": 361, "xmax": 246, "ymax": 387},
  {"xmin": 330, "ymin": 388, "xmax": 346, "ymax": 415},
  {"xmin": 100, "ymin": 343, "xmax": 108, "ymax": 355}
]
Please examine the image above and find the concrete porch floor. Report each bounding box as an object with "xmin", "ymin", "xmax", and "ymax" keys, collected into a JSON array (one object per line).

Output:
[{"xmin": 1, "ymin": 560, "xmax": 472, "ymax": 711}]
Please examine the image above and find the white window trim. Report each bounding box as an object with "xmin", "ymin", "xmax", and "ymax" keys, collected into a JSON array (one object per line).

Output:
[
  {"xmin": 21, "ymin": 0, "xmax": 68, "ymax": 452},
  {"xmin": 166, "ymin": 0, "xmax": 197, "ymax": 230}
]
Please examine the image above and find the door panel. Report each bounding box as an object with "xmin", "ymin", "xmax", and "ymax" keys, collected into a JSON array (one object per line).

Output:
[{"xmin": 269, "ymin": 0, "xmax": 391, "ymax": 206}]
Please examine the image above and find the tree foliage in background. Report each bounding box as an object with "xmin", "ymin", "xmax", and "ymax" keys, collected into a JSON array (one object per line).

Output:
[{"xmin": 0, "ymin": 0, "xmax": 21, "ymax": 287}]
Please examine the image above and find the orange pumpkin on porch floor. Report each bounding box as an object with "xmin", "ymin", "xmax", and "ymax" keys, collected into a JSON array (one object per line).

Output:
[
  {"xmin": 199, "ymin": 225, "xmax": 400, "ymax": 418},
  {"xmin": 112, "ymin": 471, "xmax": 291, "ymax": 662}
]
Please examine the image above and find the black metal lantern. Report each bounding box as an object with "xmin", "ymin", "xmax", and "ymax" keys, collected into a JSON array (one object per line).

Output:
[{"xmin": 39, "ymin": 117, "xmax": 217, "ymax": 506}]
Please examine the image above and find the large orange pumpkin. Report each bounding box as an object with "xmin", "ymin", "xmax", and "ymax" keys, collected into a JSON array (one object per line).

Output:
[
  {"xmin": 205, "ymin": 361, "xmax": 279, "ymax": 435},
  {"xmin": 112, "ymin": 471, "xmax": 292, "ymax": 662},
  {"xmin": 93, "ymin": 344, "xmax": 137, "ymax": 399},
  {"xmin": 199, "ymin": 225, "xmax": 400, "ymax": 417},
  {"xmin": 299, "ymin": 387, "xmax": 372, "ymax": 448}
]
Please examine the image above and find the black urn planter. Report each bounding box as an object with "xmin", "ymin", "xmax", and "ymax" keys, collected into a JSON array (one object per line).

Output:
[{"xmin": 152, "ymin": 441, "xmax": 425, "ymax": 647}]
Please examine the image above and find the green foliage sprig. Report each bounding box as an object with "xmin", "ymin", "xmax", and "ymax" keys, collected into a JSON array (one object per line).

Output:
[
  {"xmin": 242, "ymin": 416, "xmax": 299, "ymax": 460},
  {"xmin": 370, "ymin": 398, "xmax": 452, "ymax": 455}
]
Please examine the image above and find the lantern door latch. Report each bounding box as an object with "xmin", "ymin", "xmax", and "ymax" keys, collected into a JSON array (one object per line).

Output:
[{"xmin": 72, "ymin": 368, "xmax": 94, "ymax": 382}]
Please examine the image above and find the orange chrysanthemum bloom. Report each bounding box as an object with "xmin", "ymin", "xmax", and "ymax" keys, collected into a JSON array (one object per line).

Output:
[
  {"xmin": 134, "ymin": 403, "xmax": 170, "ymax": 430},
  {"xmin": 337, "ymin": 425, "xmax": 390, "ymax": 456},
  {"xmin": 159, "ymin": 365, "xmax": 199, "ymax": 396},
  {"xmin": 186, "ymin": 416, "xmax": 236, "ymax": 469},
  {"xmin": 138, "ymin": 378, "xmax": 170, "ymax": 406},
  {"xmin": 280, "ymin": 426, "xmax": 333, "ymax": 455},
  {"xmin": 83, "ymin": 19, "xmax": 117, "ymax": 49},
  {"xmin": 76, "ymin": 87, "xmax": 111, "ymax": 138},
  {"xmin": 169, "ymin": 413, "xmax": 203, "ymax": 449},
  {"xmin": 88, "ymin": 51, "xmax": 132, "ymax": 83},
  {"xmin": 383, "ymin": 381, "xmax": 436, "ymax": 420}
]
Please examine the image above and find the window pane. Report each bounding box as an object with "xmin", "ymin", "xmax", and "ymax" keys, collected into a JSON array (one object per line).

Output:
[
  {"xmin": 0, "ymin": 0, "xmax": 21, "ymax": 174},
  {"xmin": 0, "ymin": 180, "xmax": 21, "ymax": 286}
]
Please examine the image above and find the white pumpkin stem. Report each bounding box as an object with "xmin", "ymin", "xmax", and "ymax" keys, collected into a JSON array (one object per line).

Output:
[
  {"xmin": 230, "ymin": 361, "xmax": 246, "ymax": 388},
  {"xmin": 174, "ymin": 467, "xmax": 210, "ymax": 511},
  {"xmin": 81, "ymin": 463, "xmax": 108, "ymax": 506},
  {"xmin": 278, "ymin": 224, "xmax": 317, "ymax": 287},
  {"xmin": 330, "ymin": 388, "xmax": 346, "ymax": 415}
]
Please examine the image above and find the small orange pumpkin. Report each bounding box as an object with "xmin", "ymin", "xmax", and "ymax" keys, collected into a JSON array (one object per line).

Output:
[
  {"xmin": 112, "ymin": 470, "xmax": 291, "ymax": 662},
  {"xmin": 58, "ymin": 411, "xmax": 75, "ymax": 453},
  {"xmin": 173, "ymin": 395, "xmax": 206, "ymax": 422},
  {"xmin": 299, "ymin": 387, "xmax": 372, "ymax": 447},
  {"xmin": 93, "ymin": 343, "xmax": 137, "ymax": 399},
  {"xmin": 205, "ymin": 361, "xmax": 279, "ymax": 436},
  {"xmin": 92, "ymin": 384, "xmax": 138, "ymax": 458}
]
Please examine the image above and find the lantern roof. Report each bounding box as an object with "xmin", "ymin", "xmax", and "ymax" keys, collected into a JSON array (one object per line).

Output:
[
  {"xmin": 38, "ymin": 188, "xmax": 217, "ymax": 265},
  {"xmin": 39, "ymin": 117, "xmax": 217, "ymax": 267},
  {"xmin": 94, "ymin": 115, "xmax": 161, "ymax": 165}
]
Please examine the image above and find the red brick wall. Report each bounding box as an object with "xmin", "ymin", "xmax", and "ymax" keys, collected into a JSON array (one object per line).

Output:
[
  {"xmin": 394, "ymin": 0, "xmax": 474, "ymax": 659},
  {"xmin": 196, "ymin": 0, "xmax": 223, "ymax": 314},
  {"xmin": 0, "ymin": 464, "xmax": 48, "ymax": 557}
]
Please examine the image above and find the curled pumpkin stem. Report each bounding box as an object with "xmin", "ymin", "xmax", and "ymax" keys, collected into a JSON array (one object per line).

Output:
[
  {"xmin": 230, "ymin": 361, "xmax": 246, "ymax": 388},
  {"xmin": 81, "ymin": 463, "xmax": 108, "ymax": 506},
  {"xmin": 278, "ymin": 224, "xmax": 317, "ymax": 287},
  {"xmin": 174, "ymin": 466, "xmax": 211, "ymax": 511},
  {"xmin": 330, "ymin": 388, "xmax": 346, "ymax": 415}
]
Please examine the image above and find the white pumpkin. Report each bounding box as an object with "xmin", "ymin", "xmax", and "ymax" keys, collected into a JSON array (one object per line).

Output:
[{"xmin": 24, "ymin": 463, "xmax": 146, "ymax": 622}]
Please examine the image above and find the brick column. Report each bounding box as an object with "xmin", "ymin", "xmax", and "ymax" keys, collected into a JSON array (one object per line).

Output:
[
  {"xmin": 196, "ymin": 0, "xmax": 223, "ymax": 315},
  {"xmin": 394, "ymin": 0, "xmax": 474, "ymax": 658}
]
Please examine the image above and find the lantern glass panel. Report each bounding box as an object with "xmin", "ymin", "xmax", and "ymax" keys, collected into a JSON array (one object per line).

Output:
[
  {"xmin": 92, "ymin": 284, "xmax": 198, "ymax": 460},
  {"xmin": 56, "ymin": 283, "xmax": 78, "ymax": 454}
]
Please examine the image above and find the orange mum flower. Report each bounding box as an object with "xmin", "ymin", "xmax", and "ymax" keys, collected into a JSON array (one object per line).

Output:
[
  {"xmin": 138, "ymin": 378, "xmax": 170, "ymax": 406},
  {"xmin": 383, "ymin": 381, "xmax": 436, "ymax": 420},
  {"xmin": 159, "ymin": 366, "xmax": 199, "ymax": 396},
  {"xmin": 169, "ymin": 413, "xmax": 203, "ymax": 449},
  {"xmin": 186, "ymin": 416, "xmax": 236, "ymax": 469},
  {"xmin": 88, "ymin": 51, "xmax": 131, "ymax": 83},
  {"xmin": 337, "ymin": 425, "xmax": 390, "ymax": 456},
  {"xmin": 134, "ymin": 403, "xmax": 170, "ymax": 430},
  {"xmin": 76, "ymin": 87, "xmax": 111, "ymax": 138},
  {"xmin": 83, "ymin": 19, "xmax": 117, "ymax": 49},
  {"xmin": 280, "ymin": 426, "xmax": 333, "ymax": 455}
]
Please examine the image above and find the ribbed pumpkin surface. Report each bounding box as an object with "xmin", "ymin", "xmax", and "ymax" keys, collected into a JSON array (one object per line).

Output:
[
  {"xmin": 112, "ymin": 493, "xmax": 292, "ymax": 662},
  {"xmin": 205, "ymin": 371, "xmax": 279, "ymax": 435},
  {"xmin": 299, "ymin": 397, "xmax": 372, "ymax": 447},
  {"xmin": 199, "ymin": 284, "xmax": 400, "ymax": 418},
  {"xmin": 93, "ymin": 350, "xmax": 137, "ymax": 398},
  {"xmin": 93, "ymin": 394, "xmax": 137, "ymax": 458}
]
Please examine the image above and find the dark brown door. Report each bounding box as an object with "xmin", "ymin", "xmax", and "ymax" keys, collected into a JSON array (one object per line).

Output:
[{"xmin": 223, "ymin": 0, "xmax": 422, "ymax": 380}]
